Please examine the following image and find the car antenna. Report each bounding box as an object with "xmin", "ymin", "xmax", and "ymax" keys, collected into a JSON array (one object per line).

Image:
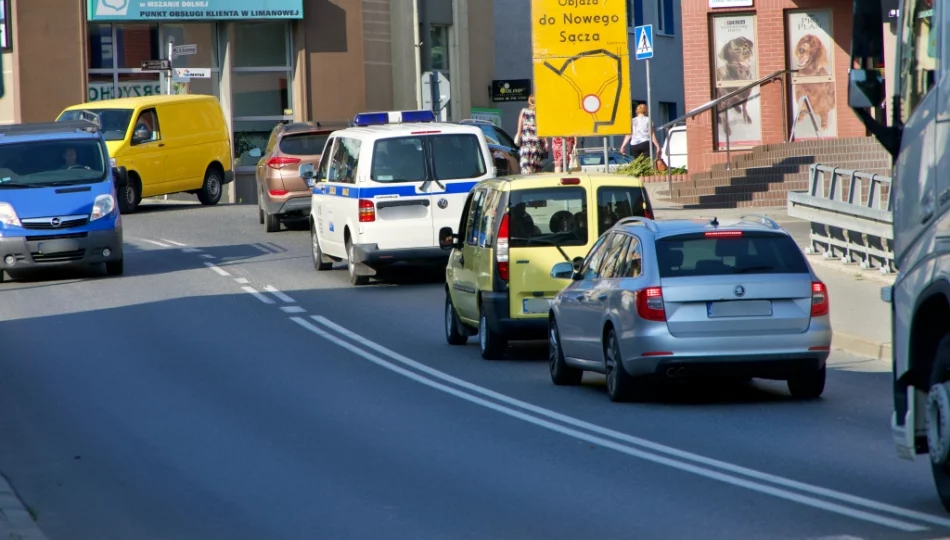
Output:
[{"xmin": 710, "ymin": 216, "xmax": 719, "ymax": 227}]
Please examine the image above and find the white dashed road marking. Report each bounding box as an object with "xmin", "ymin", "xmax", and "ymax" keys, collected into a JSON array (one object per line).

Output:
[
  {"xmin": 161, "ymin": 239, "xmax": 188, "ymax": 246},
  {"xmin": 263, "ymin": 285, "xmax": 295, "ymax": 303},
  {"xmin": 234, "ymin": 278, "xmax": 250, "ymax": 284},
  {"xmin": 242, "ymin": 286, "xmax": 276, "ymax": 304},
  {"xmin": 281, "ymin": 306, "xmax": 306, "ymax": 314},
  {"xmin": 204, "ymin": 262, "xmax": 231, "ymax": 277},
  {"xmin": 140, "ymin": 239, "xmax": 171, "ymax": 248},
  {"xmin": 201, "ymin": 254, "xmax": 215, "ymax": 259}
]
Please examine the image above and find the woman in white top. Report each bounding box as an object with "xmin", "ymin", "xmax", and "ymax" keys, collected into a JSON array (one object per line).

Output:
[{"xmin": 620, "ymin": 103, "xmax": 660, "ymax": 161}]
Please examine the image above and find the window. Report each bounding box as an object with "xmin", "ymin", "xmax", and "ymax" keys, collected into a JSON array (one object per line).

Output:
[
  {"xmin": 897, "ymin": 0, "xmax": 936, "ymax": 124},
  {"xmin": 328, "ymin": 137, "xmax": 361, "ymax": 184},
  {"xmin": 600, "ymin": 233, "xmax": 633, "ymax": 278},
  {"xmin": 132, "ymin": 108, "xmax": 161, "ymax": 144},
  {"xmin": 371, "ymin": 137, "xmax": 427, "ymax": 182},
  {"xmin": 627, "ymin": 0, "xmax": 644, "ymax": 29},
  {"xmin": 658, "ymin": 102, "xmax": 678, "ymax": 126},
  {"xmin": 458, "ymin": 191, "xmax": 476, "ymax": 240},
  {"xmin": 617, "ymin": 236, "xmax": 643, "ymax": 278},
  {"xmin": 656, "ymin": 0, "xmax": 675, "ymax": 35},
  {"xmin": 579, "ymin": 233, "xmax": 613, "ymax": 280},
  {"xmin": 316, "ymin": 138, "xmax": 337, "ymax": 182},
  {"xmin": 479, "ymin": 189, "xmax": 503, "ymax": 247},
  {"xmin": 655, "ymin": 232, "xmax": 809, "ymax": 278},
  {"xmin": 280, "ymin": 132, "xmax": 331, "ymax": 156},
  {"xmin": 429, "ymin": 25, "xmax": 451, "ymax": 119},
  {"xmin": 597, "ymin": 186, "xmax": 649, "ymax": 236},
  {"xmin": 59, "ymin": 108, "xmax": 134, "ymax": 141},
  {"xmin": 232, "ymin": 21, "xmax": 293, "ymax": 166},
  {"xmin": 507, "ymin": 187, "xmax": 588, "ymax": 248},
  {"xmin": 475, "ymin": 124, "xmax": 516, "ymax": 149},
  {"xmin": 0, "ymin": 139, "xmax": 107, "ymax": 186},
  {"xmin": 431, "ymin": 134, "xmax": 487, "ymax": 180},
  {"xmin": 466, "ymin": 190, "xmax": 487, "ymax": 246}
]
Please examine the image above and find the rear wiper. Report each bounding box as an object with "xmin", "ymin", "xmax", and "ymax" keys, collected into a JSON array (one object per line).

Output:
[{"xmin": 734, "ymin": 265, "xmax": 775, "ymax": 274}]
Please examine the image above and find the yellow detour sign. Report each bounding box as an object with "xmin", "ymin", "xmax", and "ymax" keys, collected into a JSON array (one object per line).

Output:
[{"xmin": 531, "ymin": 0, "xmax": 632, "ymax": 137}]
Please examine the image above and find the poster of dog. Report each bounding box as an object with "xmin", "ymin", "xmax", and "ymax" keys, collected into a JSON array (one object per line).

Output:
[
  {"xmin": 787, "ymin": 10, "xmax": 837, "ymax": 139},
  {"xmin": 712, "ymin": 14, "xmax": 762, "ymax": 150}
]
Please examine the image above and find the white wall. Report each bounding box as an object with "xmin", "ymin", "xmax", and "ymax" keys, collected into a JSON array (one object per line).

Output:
[{"xmin": 0, "ymin": 50, "xmax": 15, "ymax": 124}]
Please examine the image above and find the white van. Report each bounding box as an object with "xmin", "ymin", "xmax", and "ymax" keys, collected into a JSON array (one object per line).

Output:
[{"xmin": 303, "ymin": 110, "xmax": 495, "ymax": 285}]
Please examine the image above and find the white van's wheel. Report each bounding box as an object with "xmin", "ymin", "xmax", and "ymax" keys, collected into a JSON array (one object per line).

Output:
[
  {"xmin": 198, "ymin": 168, "xmax": 223, "ymax": 206},
  {"xmin": 311, "ymin": 224, "xmax": 333, "ymax": 271},
  {"xmin": 346, "ymin": 239, "xmax": 369, "ymax": 286},
  {"xmin": 930, "ymin": 335, "xmax": 950, "ymax": 512}
]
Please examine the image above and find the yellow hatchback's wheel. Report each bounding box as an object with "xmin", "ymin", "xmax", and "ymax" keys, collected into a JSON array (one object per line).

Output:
[{"xmin": 445, "ymin": 293, "xmax": 468, "ymax": 345}]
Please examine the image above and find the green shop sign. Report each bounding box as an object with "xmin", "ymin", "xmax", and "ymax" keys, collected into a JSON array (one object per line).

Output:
[{"xmin": 88, "ymin": 0, "xmax": 303, "ymax": 21}]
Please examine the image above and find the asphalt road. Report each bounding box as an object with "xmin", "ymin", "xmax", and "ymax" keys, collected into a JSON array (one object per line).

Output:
[{"xmin": 0, "ymin": 201, "xmax": 947, "ymax": 540}]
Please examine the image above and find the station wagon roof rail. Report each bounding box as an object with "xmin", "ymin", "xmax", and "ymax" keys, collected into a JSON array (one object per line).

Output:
[
  {"xmin": 737, "ymin": 213, "xmax": 781, "ymax": 230},
  {"xmin": 615, "ymin": 216, "xmax": 659, "ymax": 232},
  {"xmin": 0, "ymin": 120, "xmax": 100, "ymax": 137}
]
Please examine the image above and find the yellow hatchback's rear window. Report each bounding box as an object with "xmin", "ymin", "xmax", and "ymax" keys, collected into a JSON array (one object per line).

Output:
[{"xmin": 507, "ymin": 186, "xmax": 588, "ymax": 248}]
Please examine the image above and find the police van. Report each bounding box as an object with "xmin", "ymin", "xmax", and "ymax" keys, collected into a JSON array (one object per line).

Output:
[{"xmin": 302, "ymin": 110, "xmax": 495, "ymax": 285}]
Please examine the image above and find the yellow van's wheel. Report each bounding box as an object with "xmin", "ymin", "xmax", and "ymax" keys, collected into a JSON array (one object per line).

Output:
[
  {"xmin": 118, "ymin": 174, "xmax": 141, "ymax": 214},
  {"xmin": 198, "ymin": 167, "xmax": 223, "ymax": 206},
  {"xmin": 445, "ymin": 292, "xmax": 468, "ymax": 345}
]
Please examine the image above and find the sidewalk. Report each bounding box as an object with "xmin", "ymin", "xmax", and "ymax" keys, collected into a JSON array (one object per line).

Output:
[
  {"xmin": 0, "ymin": 473, "xmax": 48, "ymax": 540},
  {"xmin": 646, "ymin": 184, "xmax": 893, "ymax": 361}
]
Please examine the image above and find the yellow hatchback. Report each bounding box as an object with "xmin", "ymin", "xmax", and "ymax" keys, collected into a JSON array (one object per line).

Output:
[
  {"xmin": 439, "ymin": 172, "xmax": 655, "ymax": 359},
  {"xmin": 57, "ymin": 94, "xmax": 234, "ymax": 213}
]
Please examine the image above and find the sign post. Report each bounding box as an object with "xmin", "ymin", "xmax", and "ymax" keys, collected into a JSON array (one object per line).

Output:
[
  {"xmin": 634, "ymin": 24, "xmax": 655, "ymax": 168},
  {"xmin": 530, "ymin": 0, "xmax": 631, "ymax": 146},
  {"xmin": 422, "ymin": 71, "xmax": 451, "ymax": 121}
]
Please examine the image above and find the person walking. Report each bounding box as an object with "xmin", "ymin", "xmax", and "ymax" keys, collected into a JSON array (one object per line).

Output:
[
  {"xmin": 551, "ymin": 136, "xmax": 577, "ymax": 173},
  {"xmin": 515, "ymin": 94, "xmax": 545, "ymax": 174},
  {"xmin": 620, "ymin": 103, "xmax": 660, "ymax": 161}
]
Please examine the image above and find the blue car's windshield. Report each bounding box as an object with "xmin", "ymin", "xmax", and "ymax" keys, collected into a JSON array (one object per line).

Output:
[
  {"xmin": 0, "ymin": 139, "xmax": 108, "ymax": 187},
  {"xmin": 58, "ymin": 109, "xmax": 133, "ymax": 141}
]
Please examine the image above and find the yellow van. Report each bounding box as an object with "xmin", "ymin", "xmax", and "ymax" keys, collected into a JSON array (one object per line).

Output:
[
  {"xmin": 439, "ymin": 172, "xmax": 654, "ymax": 359},
  {"xmin": 57, "ymin": 95, "xmax": 234, "ymax": 213}
]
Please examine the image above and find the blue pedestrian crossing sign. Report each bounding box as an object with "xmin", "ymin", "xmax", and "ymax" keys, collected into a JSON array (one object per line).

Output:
[{"xmin": 635, "ymin": 24, "xmax": 654, "ymax": 60}]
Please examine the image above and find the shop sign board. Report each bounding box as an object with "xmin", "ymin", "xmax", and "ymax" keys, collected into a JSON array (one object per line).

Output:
[
  {"xmin": 89, "ymin": 81, "xmax": 163, "ymax": 102},
  {"xmin": 87, "ymin": 0, "xmax": 304, "ymax": 21}
]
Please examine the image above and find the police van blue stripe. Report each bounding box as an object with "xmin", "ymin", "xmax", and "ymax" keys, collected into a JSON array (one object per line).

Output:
[{"xmin": 313, "ymin": 180, "xmax": 480, "ymax": 198}]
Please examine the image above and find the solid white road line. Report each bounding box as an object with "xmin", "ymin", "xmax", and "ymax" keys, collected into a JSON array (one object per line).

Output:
[
  {"xmin": 281, "ymin": 306, "xmax": 306, "ymax": 314},
  {"xmin": 161, "ymin": 239, "xmax": 188, "ymax": 246},
  {"xmin": 182, "ymin": 248, "xmax": 203, "ymax": 253},
  {"xmin": 234, "ymin": 278, "xmax": 250, "ymax": 284},
  {"xmin": 201, "ymin": 254, "xmax": 215, "ymax": 259},
  {"xmin": 203, "ymin": 262, "xmax": 230, "ymax": 277},
  {"xmin": 291, "ymin": 316, "xmax": 924, "ymax": 532},
  {"xmin": 263, "ymin": 285, "xmax": 295, "ymax": 303},
  {"xmin": 140, "ymin": 239, "xmax": 171, "ymax": 248},
  {"xmin": 242, "ymin": 286, "xmax": 275, "ymax": 304}
]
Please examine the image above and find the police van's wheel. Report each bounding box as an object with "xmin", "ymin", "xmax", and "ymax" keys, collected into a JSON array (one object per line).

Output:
[
  {"xmin": 478, "ymin": 310, "xmax": 506, "ymax": 360},
  {"xmin": 445, "ymin": 293, "xmax": 468, "ymax": 345},
  {"xmin": 197, "ymin": 168, "xmax": 223, "ymax": 206},
  {"xmin": 346, "ymin": 239, "xmax": 369, "ymax": 286},
  {"xmin": 928, "ymin": 335, "xmax": 950, "ymax": 512},
  {"xmin": 311, "ymin": 224, "xmax": 332, "ymax": 271}
]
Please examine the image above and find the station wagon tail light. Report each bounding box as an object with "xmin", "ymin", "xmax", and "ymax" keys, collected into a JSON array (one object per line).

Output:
[
  {"xmin": 267, "ymin": 156, "xmax": 301, "ymax": 169},
  {"xmin": 705, "ymin": 230, "xmax": 743, "ymax": 237},
  {"xmin": 811, "ymin": 281, "xmax": 829, "ymax": 317},
  {"xmin": 635, "ymin": 286, "xmax": 666, "ymax": 322},
  {"xmin": 358, "ymin": 199, "xmax": 376, "ymax": 222},
  {"xmin": 496, "ymin": 213, "xmax": 510, "ymax": 281},
  {"xmin": 560, "ymin": 177, "xmax": 581, "ymax": 185}
]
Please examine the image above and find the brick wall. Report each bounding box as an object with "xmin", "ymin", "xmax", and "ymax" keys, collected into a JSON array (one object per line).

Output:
[{"xmin": 681, "ymin": 0, "xmax": 867, "ymax": 174}]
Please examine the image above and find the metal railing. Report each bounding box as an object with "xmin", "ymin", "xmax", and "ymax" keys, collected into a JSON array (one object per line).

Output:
[
  {"xmin": 787, "ymin": 164, "xmax": 894, "ymax": 273},
  {"xmin": 654, "ymin": 69, "xmax": 797, "ymax": 195}
]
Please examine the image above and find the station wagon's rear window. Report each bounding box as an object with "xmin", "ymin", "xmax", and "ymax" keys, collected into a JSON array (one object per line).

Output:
[
  {"xmin": 280, "ymin": 133, "xmax": 330, "ymax": 156},
  {"xmin": 655, "ymin": 232, "xmax": 809, "ymax": 278},
  {"xmin": 507, "ymin": 187, "xmax": 588, "ymax": 248}
]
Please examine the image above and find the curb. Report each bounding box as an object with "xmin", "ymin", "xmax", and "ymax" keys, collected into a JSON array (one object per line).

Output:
[
  {"xmin": 0, "ymin": 473, "xmax": 48, "ymax": 540},
  {"xmin": 832, "ymin": 331, "xmax": 892, "ymax": 363}
]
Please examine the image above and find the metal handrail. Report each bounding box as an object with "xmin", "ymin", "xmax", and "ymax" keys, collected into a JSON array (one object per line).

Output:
[{"xmin": 656, "ymin": 69, "xmax": 797, "ymax": 136}]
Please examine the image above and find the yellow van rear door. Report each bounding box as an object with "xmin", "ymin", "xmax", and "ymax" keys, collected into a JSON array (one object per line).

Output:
[{"xmin": 506, "ymin": 180, "xmax": 592, "ymax": 320}]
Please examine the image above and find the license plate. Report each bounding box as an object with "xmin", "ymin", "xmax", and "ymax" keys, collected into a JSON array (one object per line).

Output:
[
  {"xmin": 706, "ymin": 300, "xmax": 773, "ymax": 318},
  {"xmin": 37, "ymin": 239, "xmax": 80, "ymax": 254},
  {"xmin": 523, "ymin": 298, "xmax": 552, "ymax": 314}
]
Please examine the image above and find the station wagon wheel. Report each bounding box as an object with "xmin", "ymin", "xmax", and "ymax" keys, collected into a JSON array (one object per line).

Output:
[
  {"xmin": 787, "ymin": 365, "xmax": 826, "ymax": 399},
  {"xmin": 549, "ymin": 317, "xmax": 582, "ymax": 385},
  {"xmin": 605, "ymin": 328, "xmax": 649, "ymax": 403},
  {"xmin": 928, "ymin": 335, "xmax": 950, "ymax": 512},
  {"xmin": 445, "ymin": 293, "xmax": 468, "ymax": 345},
  {"xmin": 346, "ymin": 239, "xmax": 369, "ymax": 286}
]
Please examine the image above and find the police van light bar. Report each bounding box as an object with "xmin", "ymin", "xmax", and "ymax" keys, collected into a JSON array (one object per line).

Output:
[{"xmin": 352, "ymin": 110, "xmax": 436, "ymax": 126}]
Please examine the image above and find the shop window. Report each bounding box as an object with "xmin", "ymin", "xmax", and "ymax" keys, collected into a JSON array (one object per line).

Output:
[
  {"xmin": 115, "ymin": 23, "xmax": 160, "ymax": 69},
  {"xmin": 162, "ymin": 23, "xmax": 218, "ymax": 68},
  {"xmin": 88, "ymin": 23, "xmax": 113, "ymax": 69},
  {"xmin": 430, "ymin": 25, "xmax": 448, "ymax": 71},
  {"xmin": 231, "ymin": 21, "xmax": 293, "ymax": 167},
  {"xmin": 627, "ymin": 0, "xmax": 643, "ymax": 29}
]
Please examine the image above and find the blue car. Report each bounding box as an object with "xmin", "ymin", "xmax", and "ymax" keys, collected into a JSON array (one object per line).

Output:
[{"xmin": 0, "ymin": 118, "xmax": 124, "ymax": 283}]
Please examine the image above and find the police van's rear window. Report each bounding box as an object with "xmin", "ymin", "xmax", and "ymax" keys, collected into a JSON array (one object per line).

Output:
[{"xmin": 370, "ymin": 134, "xmax": 485, "ymax": 183}]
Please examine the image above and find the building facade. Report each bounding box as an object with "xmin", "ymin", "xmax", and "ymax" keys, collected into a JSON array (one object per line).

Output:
[
  {"xmin": 0, "ymin": 0, "xmax": 494, "ymax": 202},
  {"xmin": 492, "ymin": 0, "xmax": 685, "ymax": 145},
  {"xmin": 680, "ymin": 0, "xmax": 874, "ymax": 173}
]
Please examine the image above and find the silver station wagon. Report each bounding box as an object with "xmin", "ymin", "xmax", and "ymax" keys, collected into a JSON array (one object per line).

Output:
[{"xmin": 547, "ymin": 215, "xmax": 832, "ymax": 403}]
